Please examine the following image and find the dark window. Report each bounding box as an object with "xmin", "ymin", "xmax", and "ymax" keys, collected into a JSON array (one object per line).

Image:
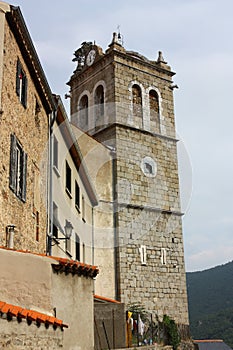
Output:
[
  {"xmin": 53, "ymin": 136, "xmax": 58, "ymax": 169},
  {"xmin": 75, "ymin": 181, "xmax": 80, "ymax": 210},
  {"xmin": 9, "ymin": 134, "xmax": 27, "ymax": 202},
  {"xmin": 149, "ymin": 90, "xmax": 160, "ymax": 133},
  {"xmin": 145, "ymin": 162, "xmax": 153, "ymax": 175},
  {"xmin": 65, "ymin": 161, "xmax": 72, "ymax": 195},
  {"xmin": 16, "ymin": 59, "xmax": 27, "ymax": 108},
  {"xmin": 132, "ymin": 84, "xmax": 142, "ymax": 118},
  {"xmin": 82, "ymin": 195, "xmax": 85, "ymax": 222},
  {"xmin": 75, "ymin": 234, "xmax": 80, "ymax": 261},
  {"xmin": 94, "ymin": 85, "xmax": 104, "ymax": 126},
  {"xmin": 53, "ymin": 202, "xmax": 58, "ymax": 238},
  {"xmin": 79, "ymin": 95, "xmax": 88, "ymax": 129}
]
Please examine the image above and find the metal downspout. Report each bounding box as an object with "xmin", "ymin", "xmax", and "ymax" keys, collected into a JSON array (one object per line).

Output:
[
  {"xmin": 47, "ymin": 109, "xmax": 56, "ymax": 255},
  {"xmin": 111, "ymin": 148, "xmax": 119, "ymax": 301}
]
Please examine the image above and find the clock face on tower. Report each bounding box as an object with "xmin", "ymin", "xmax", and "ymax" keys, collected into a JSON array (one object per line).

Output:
[{"xmin": 86, "ymin": 49, "xmax": 96, "ymax": 66}]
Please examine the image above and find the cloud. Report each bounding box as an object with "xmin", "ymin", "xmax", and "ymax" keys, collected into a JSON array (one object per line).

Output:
[{"xmin": 187, "ymin": 244, "xmax": 233, "ymax": 272}]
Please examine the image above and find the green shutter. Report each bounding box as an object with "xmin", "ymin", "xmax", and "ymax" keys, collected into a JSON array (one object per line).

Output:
[
  {"xmin": 9, "ymin": 134, "xmax": 17, "ymax": 193},
  {"xmin": 16, "ymin": 59, "xmax": 21, "ymax": 96},
  {"xmin": 22, "ymin": 75, "xmax": 27, "ymax": 108},
  {"xmin": 21, "ymin": 150, "xmax": 27, "ymax": 202}
]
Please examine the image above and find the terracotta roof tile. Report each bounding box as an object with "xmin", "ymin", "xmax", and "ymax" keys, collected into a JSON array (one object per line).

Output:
[
  {"xmin": 94, "ymin": 294, "xmax": 121, "ymax": 304},
  {"xmin": 0, "ymin": 246, "xmax": 99, "ymax": 278},
  {"xmin": 0, "ymin": 301, "xmax": 68, "ymax": 329}
]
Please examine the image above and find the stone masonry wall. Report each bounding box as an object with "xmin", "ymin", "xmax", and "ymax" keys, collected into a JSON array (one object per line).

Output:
[
  {"xmin": 68, "ymin": 42, "xmax": 189, "ymax": 326},
  {"xmin": 0, "ymin": 19, "xmax": 48, "ymax": 253},
  {"xmin": 0, "ymin": 318, "xmax": 63, "ymax": 349},
  {"xmin": 115, "ymin": 126, "xmax": 189, "ymax": 325},
  {"xmin": 114, "ymin": 55, "xmax": 176, "ymax": 139}
]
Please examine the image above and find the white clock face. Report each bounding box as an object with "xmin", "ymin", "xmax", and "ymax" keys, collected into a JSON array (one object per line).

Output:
[{"xmin": 86, "ymin": 49, "xmax": 96, "ymax": 66}]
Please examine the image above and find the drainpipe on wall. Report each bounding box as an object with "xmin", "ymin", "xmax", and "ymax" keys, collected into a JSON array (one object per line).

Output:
[
  {"xmin": 92, "ymin": 207, "xmax": 95, "ymax": 267},
  {"xmin": 47, "ymin": 109, "xmax": 57, "ymax": 256},
  {"xmin": 110, "ymin": 147, "xmax": 119, "ymax": 301}
]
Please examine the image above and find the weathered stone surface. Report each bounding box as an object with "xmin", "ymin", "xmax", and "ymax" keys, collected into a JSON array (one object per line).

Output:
[
  {"xmin": 0, "ymin": 319, "xmax": 63, "ymax": 349},
  {"xmin": 0, "ymin": 16, "xmax": 49, "ymax": 253},
  {"xmin": 69, "ymin": 39, "xmax": 189, "ymax": 327}
]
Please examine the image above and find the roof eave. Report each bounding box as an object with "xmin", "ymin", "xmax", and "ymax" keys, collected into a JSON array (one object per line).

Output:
[{"xmin": 6, "ymin": 5, "xmax": 55, "ymax": 114}]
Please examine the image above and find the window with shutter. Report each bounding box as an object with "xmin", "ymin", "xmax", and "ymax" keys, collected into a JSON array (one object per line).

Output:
[
  {"xmin": 82, "ymin": 195, "xmax": 86, "ymax": 222},
  {"xmin": 75, "ymin": 181, "xmax": 80, "ymax": 211},
  {"xmin": 65, "ymin": 161, "xmax": 72, "ymax": 196},
  {"xmin": 9, "ymin": 134, "xmax": 27, "ymax": 202}
]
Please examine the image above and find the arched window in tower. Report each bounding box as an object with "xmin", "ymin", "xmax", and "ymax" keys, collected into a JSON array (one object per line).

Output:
[
  {"xmin": 132, "ymin": 84, "xmax": 142, "ymax": 118},
  {"xmin": 132, "ymin": 84, "xmax": 143, "ymax": 128},
  {"xmin": 79, "ymin": 95, "xmax": 88, "ymax": 130},
  {"xmin": 149, "ymin": 90, "xmax": 160, "ymax": 133},
  {"xmin": 94, "ymin": 85, "xmax": 104, "ymax": 128}
]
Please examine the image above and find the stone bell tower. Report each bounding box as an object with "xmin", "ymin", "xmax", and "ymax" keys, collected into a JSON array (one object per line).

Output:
[{"xmin": 68, "ymin": 33, "xmax": 190, "ymax": 328}]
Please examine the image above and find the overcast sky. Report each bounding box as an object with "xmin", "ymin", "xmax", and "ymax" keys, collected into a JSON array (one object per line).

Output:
[{"xmin": 13, "ymin": 0, "xmax": 233, "ymax": 272}]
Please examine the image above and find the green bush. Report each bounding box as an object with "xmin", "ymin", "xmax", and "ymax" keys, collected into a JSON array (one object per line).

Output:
[{"xmin": 163, "ymin": 314, "xmax": 180, "ymax": 350}]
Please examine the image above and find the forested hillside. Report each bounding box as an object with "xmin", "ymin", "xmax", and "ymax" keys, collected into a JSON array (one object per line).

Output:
[{"xmin": 186, "ymin": 261, "xmax": 233, "ymax": 348}]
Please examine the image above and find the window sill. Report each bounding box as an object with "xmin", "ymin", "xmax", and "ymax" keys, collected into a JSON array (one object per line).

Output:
[
  {"xmin": 66, "ymin": 188, "xmax": 72, "ymax": 199},
  {"xmin": 53, "ymin": 165, "xmax": 61, "ymax": 177}
]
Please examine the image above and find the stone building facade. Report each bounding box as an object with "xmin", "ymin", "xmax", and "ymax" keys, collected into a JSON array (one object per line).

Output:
[
  {"xmin": 68, "ymin": 35, "xmax": 189, "ymax": 326},
  {"xmin": 0, "ymin": 2, "xmax": 54, "ymax": 253},
  {"xmin": 51, "ymin": 95, "xmax": 98, "ymax": 264}
]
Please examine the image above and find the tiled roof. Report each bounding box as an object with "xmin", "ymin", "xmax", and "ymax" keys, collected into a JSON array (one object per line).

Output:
[
  {"xmin": 94, "ymin": 294, "xmax": 121, "ymax": 304},
  {"xmin": 0, "ymin": 301, "xmax": 68, "ymax": 330},
  {"xmin": 51, "ymin": 256, "xmax": 99, "ymax": 278},
  {"xmin": 0, "ymin": 246, "xmax": 99, "ymax": 278}
]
